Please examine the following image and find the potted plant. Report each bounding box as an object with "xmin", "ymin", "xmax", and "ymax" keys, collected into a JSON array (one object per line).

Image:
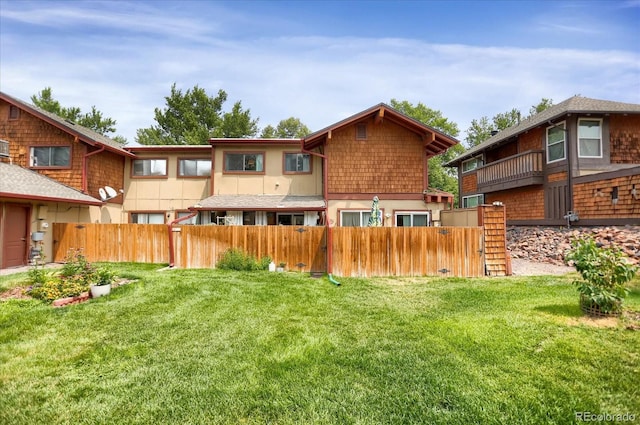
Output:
[
  {"xmin": 90, "ymin": 267, "xmax": 115, "ymax": 298},
  {"xmin": 566, "ymin": 237, "xmax": 637, "ymax": 317},
  {"xmin": 276, "ymin": 262, "xmax": 286, "ymax": 272}
]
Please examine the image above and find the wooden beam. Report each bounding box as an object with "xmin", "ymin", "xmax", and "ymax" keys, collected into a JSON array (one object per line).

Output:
[
  {"xmin": 327, "ymin": 130, "xmax": 332, "ymax": 140},
  {"xmin": 375, "ymin": 108, "xmax": 385, "ymax": 124}
]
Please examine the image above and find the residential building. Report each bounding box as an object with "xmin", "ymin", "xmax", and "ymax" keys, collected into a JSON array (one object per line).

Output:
[{"xmin": 446, "ymin": 96, "xmax": 640, "ymax": 226}]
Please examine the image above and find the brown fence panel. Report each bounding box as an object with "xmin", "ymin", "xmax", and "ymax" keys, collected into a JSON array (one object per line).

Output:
[
  {"xmin": 53, "ymin": 223, "xmax": 169, "ymax": 263},
  {"xmin": 331, "ymin": 227, "xmax": 484, "ymax": 278},
  {"xmin": 174, "ymin": 225, "xmax": 326, "ymax": 273}
]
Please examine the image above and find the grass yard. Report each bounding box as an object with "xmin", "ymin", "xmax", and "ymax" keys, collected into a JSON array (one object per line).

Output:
[{"xmin": 1, "ymin": 264, "xmax": 639, "ymax": 425}]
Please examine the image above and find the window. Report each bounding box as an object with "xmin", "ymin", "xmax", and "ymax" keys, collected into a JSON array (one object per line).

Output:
[
  {"xmin": 179, "ymin": 158, "xmax": 211, "ymax": 177},
  {"xmin": 356, "ymin": 123, "xmax": 367, "ymax": 140},
  {"xmin": 462, "ymin": 194, "xmax": 484, "ymax": 208},
  {"xmin": 578, "ymin": 119, "xmax": 602, "ymax": 158},
  {"xmin": 462, "ymin": 156, "xmax": 483, "ymax": 173},
  {"xmin": 9, "ymin": 105, "xmax": 20, "ymax": 120},
  {"xmin": 30, "ymin": 146, "xmax": 70, "ymax": 167},
  {"xmin": 131, "ymin": 212, "xmax": 165, "ymax": 224},
  {"xmin": 132, "ymin": 159, "xmax": 167, "ymax": 177},
  {"xmin": 340, "ymin": 210, "xmax": 370, "ymax": 227},
  {"xmin": 176, "ymin": 211, "xmax": 198, "ymax": 225},
  {"xmin": 546, "ymin": 122, "xmax": 566, "ymax": 163},
  {"xmin": 284, "ymin": 153, "xmax": 311, "ymax": 173},
  {"xmin": 277, "ymin": 213, "xmax": 304, "ymax": 225},
  {"xmin": 396, "ymin": 212, "xmax": 430, "ymax": 227},
  {"xmin": 224, "ymin": 153, "xmax": 264, "ymax": 172}
]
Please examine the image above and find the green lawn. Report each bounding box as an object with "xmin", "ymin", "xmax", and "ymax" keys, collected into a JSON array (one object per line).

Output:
[{"xmin": 1, "ymin": 265, "xmax": 639, "ymax": 425}]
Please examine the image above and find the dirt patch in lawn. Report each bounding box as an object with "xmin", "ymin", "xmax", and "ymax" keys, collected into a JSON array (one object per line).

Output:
[{"xmin": 565, "ymin": 311, "xmax": 640, "ymax": 330}]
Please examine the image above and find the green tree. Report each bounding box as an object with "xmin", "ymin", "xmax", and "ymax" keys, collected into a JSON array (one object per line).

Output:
[
  {"xmin": 465, "ymin": 98, "xmax": 553, "ymax": 147},
  {"xmin": 136, "ymin": 84, "xmax": 258, "ymax": 145},
  {"xmin": 260, "ymin": 117, "xmax": 311, "ymax": 138},
  {"xmin": 389, "ymin": 99, "xmax": 464, "ymax": 201},
  {"xmin": 31, "ymin": 87, "xmax": 119, "ymax": 138}
]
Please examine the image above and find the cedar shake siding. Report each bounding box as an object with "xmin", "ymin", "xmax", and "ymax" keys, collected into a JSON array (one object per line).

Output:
[
  {"xmin": 610, "ymin": 115, "xmax": 640, "ymax": 164},
  {"xmin": 326, "ymin": 119, "xmax": 424, "ymax": 195},
  {"xmin": 461, "ymin": 173, "xmax": 478, "ymax": 195},
  {"xmin": 485, "ymin": 187, "xmax": 545, "ymax": 222},
  {"xmin": 87, "ymin": 150, "xmax": 125, "ymax": 205}
]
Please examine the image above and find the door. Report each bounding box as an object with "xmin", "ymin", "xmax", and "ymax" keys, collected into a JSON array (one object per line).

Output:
[{"xmin": 2, "ymin": 204, "xmax": 30, "ymax": 268}]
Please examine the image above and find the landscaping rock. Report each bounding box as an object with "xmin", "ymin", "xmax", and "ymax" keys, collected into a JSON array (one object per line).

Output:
[{"xmin": 507, "ymin": 225, "xmax": 640, "ymax": 266}]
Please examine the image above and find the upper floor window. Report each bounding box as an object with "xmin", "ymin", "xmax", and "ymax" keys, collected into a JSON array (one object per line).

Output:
[
  {"xmin": 9, "ymin": 105, "xmax": 20, "ymax": 120},
  {"xmin": 340, "ymin": 210, "xmax": 370, "ymax": 227},
  {"xmin": 546, "ymin": 122, "xmax": 566, "ymax": 163},
  {"xmin": 396, "ymin": 212, "xmax": 430, "ymax": 227},
  {"xmin": 578, "ymin": 119, "xmax": 602, "ymax": 158},
  {"xmin": 284, "ymin": 153, "xmax": 311, "ymax": 173},
  {"xmin": 356, "ymin": 123, "xmax": 367, "ymax": 140},
  {"xmin": 462, "ymin": 194, "xmax": 484, "ymax": 208},
  {"xmin": 132, "ymin": 159, "xmax": 167, "ymax": 177},
  {"xmin": 31, "ymin": 146, "xmax": 70, "ymax": 167},
  {"xmin": 224, "ymin": 152, "xmax": 264, "ymax": 173},
  {"xmin": 179, "ymin": 158, "xmax": 211, "ymax": 177},
  {"xmin": 462, "ymin": 156, "xmax": 483, "ymax": 173}
]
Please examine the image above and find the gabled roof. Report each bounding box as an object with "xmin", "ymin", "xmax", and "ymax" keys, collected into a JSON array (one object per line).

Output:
[
  {"xmin": 0, "ymin": 162, "xmax": 103, "ymax": 205},
  {"xmin": 303, "ymin": 103, "xmax": 459, "ymax": 156},
  {"xmin": 446, "ymin": 96, "xmax": 640, "ymax": 166},
  {"xmin": 0, "ymin": 91, "xmax": 133, "ymax": 157}
]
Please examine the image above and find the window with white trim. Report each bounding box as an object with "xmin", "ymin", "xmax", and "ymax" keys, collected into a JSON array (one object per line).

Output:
[
  {"xmin": 546, "ymin": 122, "xmax": 566, "ymax": 163},
  {"xmin": 395, "ymin": 212, "xmax": 430, "ymax": 227},
  {"xmin": 462, "ymin": 156, "xmax": 483, "ymax": 173},
  {"xmin": 462, "ymin": 194, "xmax": 484, "ymax": 208},
  {"xmin": 131, "ymin": 212, "xmax": 165, "ymax": 224},
  {"xmin": 340, "ymin": 210, "xmax": 370, "ymax": 227},
  {"xmin": 133, "ymin": 159, "xmax": 167, "ymax": 176},
  {"xmin": 179, "ymin": 159, "xmax": 211, "ymax": 177},
  {"xmin": 284, "ymin": 153, "xmax": 310, "ymax": 173},
  {"xmin": 578, "ymin": 119, "xmax": 602, "ymax": 158},
  {"xmin": 224, "ymin": 153, "xmax": 264, "ymax": 172},
  {"xmin": 31, "ymin": 146, "xmax": 71, "ymax": 167}
]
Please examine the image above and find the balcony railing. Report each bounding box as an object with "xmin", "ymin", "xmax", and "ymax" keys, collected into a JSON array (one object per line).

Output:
[{"xmin": 476, "ymin": 150, "xmax": 544, "ymax": 193}]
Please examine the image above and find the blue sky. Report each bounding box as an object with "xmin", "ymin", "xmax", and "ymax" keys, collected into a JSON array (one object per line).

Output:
[{"xmin": 1, "ymin": 0, "xmax": 639, "ymax": 144}]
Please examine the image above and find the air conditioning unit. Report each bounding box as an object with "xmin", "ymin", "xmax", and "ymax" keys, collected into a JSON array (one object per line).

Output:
[{"xmin": 0, "ymin": 140, "xmax": 9, "ymax": 158}]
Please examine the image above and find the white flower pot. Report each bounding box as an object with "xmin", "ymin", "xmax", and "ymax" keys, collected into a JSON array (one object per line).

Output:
[{"xmin": 90, "ymin": 284, "xmax": 111, "ymax": 298}]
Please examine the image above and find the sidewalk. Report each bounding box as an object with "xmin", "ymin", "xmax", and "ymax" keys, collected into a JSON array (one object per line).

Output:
[{"xmin": 0, "ymin": 263, "xmax": 62, "ymax": 276}]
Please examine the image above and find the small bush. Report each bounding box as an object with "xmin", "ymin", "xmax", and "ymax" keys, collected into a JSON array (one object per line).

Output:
[
  {"xmin": 217, "ymin": 249, "xmax": 271, "ymax": 271},
  {"xmin": 566, "ymin": 237, "xmax": 637, "ymax": 314}
]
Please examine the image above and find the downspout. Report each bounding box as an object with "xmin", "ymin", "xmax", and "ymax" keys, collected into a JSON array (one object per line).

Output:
[
  {"xmin": 167, "ymin": 207, "xmax": 198, "ymax": 268},
  {"xmin": 82, "ymin": 144, "xmax": 105, "ymax": 193},
  {"xmin": 301, "ymin": 139, "xmax": 339, "ymax": 286}
]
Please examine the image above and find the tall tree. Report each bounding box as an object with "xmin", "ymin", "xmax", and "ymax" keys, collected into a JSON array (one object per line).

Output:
[
  {"xmin": 389, "ymin": 99, "xmax": 464, "ymax": 200},
  {"xmin": 31, "ymin": 87, "xmax": 118, "ymax": 138},
  {"xmin": 260, "ymin": 117, "xmax": 311, "ymax": 138},
  {"xmin": 465, "ymin": 98, "xmax": 554, "ymax": 147},
  {"xmin": 136, "ymin": 84, "xmax": 258, "ymax": 145}
]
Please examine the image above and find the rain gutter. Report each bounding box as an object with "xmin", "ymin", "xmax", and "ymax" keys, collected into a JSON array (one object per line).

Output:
[
  {"xmin": 82, "ymin": 144, "xmax": 105, "ymax": 193},
  {"xmin": 301, "ymin": 139, "xmax": 339, "ymax": 286},
  {"xmin": 167, "ymin": 207, "xmax": 198, "ymax": 268}
]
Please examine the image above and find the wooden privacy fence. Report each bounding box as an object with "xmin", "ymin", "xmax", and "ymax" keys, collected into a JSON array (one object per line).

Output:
[
  {"xmin": 53, "ymin": 206, "xmax": 507, "ymax": 278},
  {"xmin": 332, "ymin": 226, "xmax": 484, "ymax": 277}
]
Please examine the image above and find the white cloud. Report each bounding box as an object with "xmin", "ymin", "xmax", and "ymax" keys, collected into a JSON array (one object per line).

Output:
[{"xmin": 1, "ymin": 2, "xmax": 638, "ymax": 144}]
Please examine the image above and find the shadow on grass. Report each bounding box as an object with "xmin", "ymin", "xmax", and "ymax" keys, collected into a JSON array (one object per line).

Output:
[{"xmin": 534, "ymin": 303, "xmax": 583, "ymax": 318}]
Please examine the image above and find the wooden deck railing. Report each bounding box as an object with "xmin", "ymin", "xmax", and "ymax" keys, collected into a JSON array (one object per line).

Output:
[{"xmin": 477, "ymin": 150, "xmax": 544, "ymax": 191}]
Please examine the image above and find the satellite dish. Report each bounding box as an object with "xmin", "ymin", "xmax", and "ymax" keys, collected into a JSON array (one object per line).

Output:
[
  {"xmin": 105, "ymin": 186, "xmax": 118, "ymax": 199},
  {"xmin": 98, "ymin": 188, "xmax": 107, "ymax": 201}
]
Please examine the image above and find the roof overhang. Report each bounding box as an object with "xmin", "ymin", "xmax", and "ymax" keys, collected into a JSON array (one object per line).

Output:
[{"xmin": 303, "ymin": 103, "xmax": 459, "ymax": 156}]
